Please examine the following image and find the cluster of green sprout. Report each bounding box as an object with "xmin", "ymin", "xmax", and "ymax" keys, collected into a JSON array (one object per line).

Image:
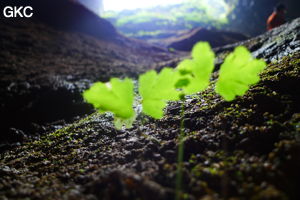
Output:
[
  {"xmin": 82, "ymin": 41, "xmax": 266, "ymax": 200},
  {"xmin": 83, "ymin": 41, "xmax": 266, "ymax": 128}
]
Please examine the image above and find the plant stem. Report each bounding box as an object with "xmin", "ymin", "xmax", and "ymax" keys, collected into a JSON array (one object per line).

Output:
[{"xmin": 176, "ymin": 96, "xmax": 185, "ymax": 200}]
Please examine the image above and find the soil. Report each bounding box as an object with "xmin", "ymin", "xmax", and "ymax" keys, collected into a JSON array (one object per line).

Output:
[{"xmin": 0, "ymin": 9, "xmax": 299, "ymax": 200}]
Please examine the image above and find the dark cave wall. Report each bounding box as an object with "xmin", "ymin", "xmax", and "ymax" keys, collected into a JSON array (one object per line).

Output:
[{"xmin": 0, "ymin": 0, "xmax": 116, "ymax": 40}]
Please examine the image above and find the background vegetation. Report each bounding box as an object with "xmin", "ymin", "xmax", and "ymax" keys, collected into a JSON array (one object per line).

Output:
[
  {"xmin": 102, "ymin": 0, "xmax": 300, "ymax": 40},
  {"xmin": 103, "ymin": 0, "xmax": 233, "ymax": 39}
]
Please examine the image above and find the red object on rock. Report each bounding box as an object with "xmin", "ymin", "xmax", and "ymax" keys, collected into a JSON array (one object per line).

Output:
[{"xmin": 267, "ymin": 11, "xmax": 286, "ymax": 30}]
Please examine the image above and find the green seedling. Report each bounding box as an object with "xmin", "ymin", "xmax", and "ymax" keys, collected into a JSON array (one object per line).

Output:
[
  {"xmin": 139, "ymin": 67, "xmax": 181, "ymax": 119},
  {"xmin": 216, "ymin": 46, "xmax": 267, "ymax": 101},
  {"xmin": 82, "ymin": 41, "xmax": 266, "ymax": 200},
  {"xmin": 175, "ymin": 42, "xmax": 215, "ymax": 94},
  {"xmin": 83, "ymin": 78, "xmax": 135, "ymax": 129}
]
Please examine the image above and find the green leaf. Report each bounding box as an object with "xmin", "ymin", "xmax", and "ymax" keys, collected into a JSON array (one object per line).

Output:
[
  {"xmin": 139, "ymin": 68, "xmax": 180, "ymax": 119},
  {"xmin": 114, "ymin": 113, "xmax": 136, "ymax": 129},
  {"xmin": 83, "ymin": 78, "xmax": 135, "ymax": 119},
  {"xmin": 215, "ymin": 46, "xmax": 267, "ymax": 101},
  {"xmin": 176, "ymin": 42, "xmax": 215, "ymax": 94}
]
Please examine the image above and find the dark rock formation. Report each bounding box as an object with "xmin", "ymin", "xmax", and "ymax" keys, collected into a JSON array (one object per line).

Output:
[
  {"xmin": 0, "ymin": 0, "xmax": 116, "ymax": 40},
  {"xmin": 165, "ymin": 27, "xmax": 248, "ymax": 51}
]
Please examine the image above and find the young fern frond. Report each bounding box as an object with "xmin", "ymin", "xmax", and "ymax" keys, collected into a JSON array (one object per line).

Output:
[
  {"xmin": 83, "ymin": 42, "xmax": 266, "ymax": 128},
  {"xmin": 82, "ymin": 41, "xmax": 266, "ymax": 200},
  {"xmin": 83, "ymin": 78, "xmax": 135, "ymax": 128},
  {"xmin": 175, "ymin": 42, "xmax": 215, "ymax": 94},
  {"xmin": 215, "ymin": 46, "xmax": 266, "ymax": 101},
  {"xmin": 138, "ymin": 67, "xmax": 180, "ymax": 119}
]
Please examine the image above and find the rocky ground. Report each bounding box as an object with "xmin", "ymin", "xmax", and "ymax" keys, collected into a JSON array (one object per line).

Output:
[
  {"xmin": 0, "ymin": 11, "xmax": 299, "ymax": 200},
  {"xmin": 0, "ymin": 17, "xmax": 183, "ymax": 149}
]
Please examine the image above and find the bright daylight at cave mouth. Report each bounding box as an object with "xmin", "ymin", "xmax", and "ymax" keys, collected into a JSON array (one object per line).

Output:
[{"xmin": 103, "ymin": 0, "xmax": 184, "ymax": 11}]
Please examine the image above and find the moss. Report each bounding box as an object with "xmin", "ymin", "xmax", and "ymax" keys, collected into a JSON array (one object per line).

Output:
[{"xmin": 260, "ymin": 53, "xmax": 300, "ymax": 81}]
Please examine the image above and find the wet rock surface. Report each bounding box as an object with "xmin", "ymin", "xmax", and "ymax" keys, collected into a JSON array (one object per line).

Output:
[
  {"xmin": 0, "ymin": 16, "xmax": 299, "ymax": 200},
  {"xmin": 215, "ymin": 18, "xmax": 300, "ymax": 63}
]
